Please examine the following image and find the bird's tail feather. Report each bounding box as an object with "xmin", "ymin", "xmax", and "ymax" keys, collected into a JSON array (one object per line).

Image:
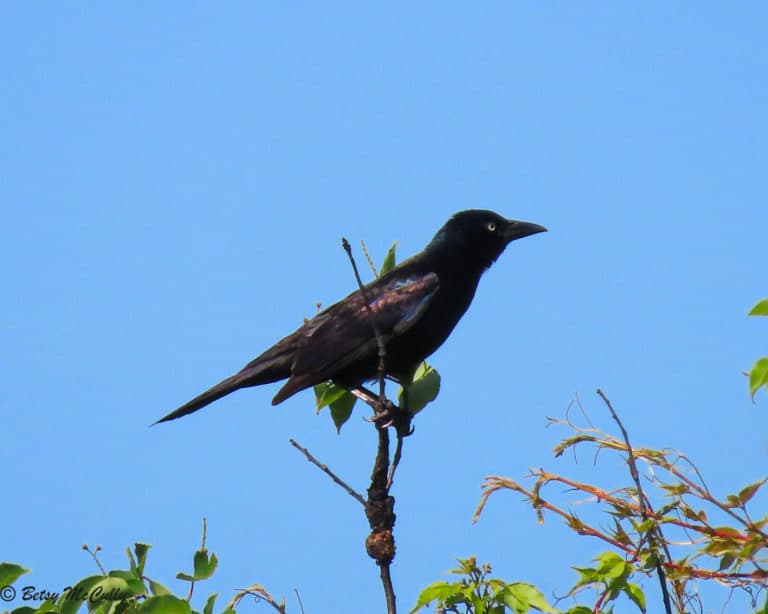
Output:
[
  {"xmin": 154, "ymin": 335, "xmax": 299, "ymax": 424},
  {"xmin": 153, "ymin": 372, "xmax": 251, "ymax": 424}
]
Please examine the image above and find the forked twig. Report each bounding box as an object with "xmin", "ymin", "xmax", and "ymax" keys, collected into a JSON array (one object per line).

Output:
[{"xmin": 289, "ymin": 439, "xmax": 365, "ymax": 506}]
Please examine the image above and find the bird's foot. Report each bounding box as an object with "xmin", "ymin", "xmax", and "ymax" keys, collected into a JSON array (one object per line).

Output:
[
  {"xmin": 372, "ymin": 399, "xmax": 414, "ymax": 437},
  {"xmin": 352, "ymin": 386, "xmax": 414, "ymax": 436}
]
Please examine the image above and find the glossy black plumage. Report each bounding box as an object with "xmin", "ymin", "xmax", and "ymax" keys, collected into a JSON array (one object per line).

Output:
[{"xmin": 155, "ymin": 210, "xmax": 545, "ymax": 424}]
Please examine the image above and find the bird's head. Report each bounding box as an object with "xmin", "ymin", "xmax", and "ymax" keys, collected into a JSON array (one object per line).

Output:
[{"xmin": 427, "ymin": 210, "xmax": 547, "ymax": 270}]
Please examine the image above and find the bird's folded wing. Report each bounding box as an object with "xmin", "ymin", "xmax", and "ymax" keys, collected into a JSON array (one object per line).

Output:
[{"xmin": 290, "ymin": 272, "xmax": 440, "ymax": 379}]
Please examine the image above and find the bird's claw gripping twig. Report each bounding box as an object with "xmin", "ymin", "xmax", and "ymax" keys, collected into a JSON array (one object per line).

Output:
[
  {"xmin": 371, "ymin": 399, "xmax": 414, "ymax": 438},
  {"xmin": 353, "ymin": 388, "xmax": 414, "ymax": 436}
]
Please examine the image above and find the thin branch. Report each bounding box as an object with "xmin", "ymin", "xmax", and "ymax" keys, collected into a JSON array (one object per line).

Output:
[
  {"xmin": 387, "ymin": 387, "xmax": 410, "ymax": 489},
  {"xmin": 661, "ymin": 457, "xmax": 768, "ymax": 542},
  {"xmin": 293, "ymin": 588, "xmax": 305, "ymax": 614},
  {"xmin": 341, "ymin": 237, "xmax": 399, "ymax": 614},
  {"xmin": 597, "ymin": 388, "xmax": 675, "ymax": 614},
  {"xmin": 231, "ymin": 585, "xmax": 286, "ymax": 613},
  {"xmin": 81, "ymin": 544, "xmax": 106, "ymax": 576},
  {"xmin": 289, "ymin": 439, "xmax": 365, "ymax": 507},
  {"xmin": 387, "ymin": 435, "xmax": 404, "ymax": 490},
  {"xmin": 380, "ymin": 564, "xmax": 397, "ymax": 614},
  {"xmin": 533, "ymin": 469, "xmax": 751, "ymax": 542},
  {"xmin": 376, "ymin": 431, "xmax": 397, "ymax": 613},
  {"xmin": 475, "ymin": 476, "xmax": 633, "ymax": 553},
  {"xmin": 360, "ymin": 239, "xmax": 379, "ymax": 278},
  {"xmin": 341, "ymin": 237, "xmax": 387, "ymax": 400}
]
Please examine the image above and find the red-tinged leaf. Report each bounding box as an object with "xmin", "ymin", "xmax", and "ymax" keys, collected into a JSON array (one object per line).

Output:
[{"xmin": 738, "ymin": 478, "xmax": 767, "ymax": 505}]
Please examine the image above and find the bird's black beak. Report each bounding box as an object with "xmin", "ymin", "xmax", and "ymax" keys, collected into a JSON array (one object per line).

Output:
[{"xmin": 503, "ymin": 219, "xmax": 547, "ymax": 242}]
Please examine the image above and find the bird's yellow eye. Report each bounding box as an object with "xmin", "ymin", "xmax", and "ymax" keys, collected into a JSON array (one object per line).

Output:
[{"xmin": 487, "ymin": 222, "xmax": 496, "ymax": 231}]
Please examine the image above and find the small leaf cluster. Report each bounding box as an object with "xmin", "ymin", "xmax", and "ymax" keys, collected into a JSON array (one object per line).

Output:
[
  {"xmin": 1, "ymin": 540, "xmax": 237, "ymax": 614},
  {"xmin": 411, "ymin": 556, "xmax": 556, "ymax": 614},
  {"xmin": 748, "ymin": 299, "xmax": 768, "ymax": 400},
  {"xmin": 570, "ymin": 551, "xmax": 645, "ymax": 613},
  {"xmin": 314, "ymin": 243, "xmax": 441, "ymax": 432}
]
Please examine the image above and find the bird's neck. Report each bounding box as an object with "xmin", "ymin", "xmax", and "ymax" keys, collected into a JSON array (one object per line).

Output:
[{"xmin": 422, "ymin": 247, "xmax": 488, "ymax": 279}]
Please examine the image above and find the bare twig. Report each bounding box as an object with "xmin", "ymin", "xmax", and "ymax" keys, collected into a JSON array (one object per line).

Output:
[
  {"xmin": 341, "ymin": 237, "xmax": 387, "ymax": 400},
  {"xmin": 387, "ymin": 435, "xmax": 404, "ymax": 490},
  {"xmin": 231, "ymin": 584, "xmax": 286, "ymax": 613},
  {"xmin": 293, "ymin": 588, "xmax": 305, "ymax": 614},
  {"xmin": 380, "ymin": 564, "xmax": 397, "ymax": 614},
  {"xmin": 597, "ymin": 388, "xmax": 675, "ymax": 614},
  {"xmin": 185, "ymin": 518, "xmax": 208, "ymax": 601},
  {"xmin": 81, "ymin": 544, "xmax": 106, "ymax": 576},
  {"xmin": 360, "ymin": 239, "xmax": 379, "ymax": 278},
  {"xmin": 289, "ymin": 439, "xmax": 365, "ymax": 507},
  {"xmin": 475, "ymin": 476, "xmax": 632, "ymax": 552},
  {"xmin": 341, "ymin": 237, "xmax": 400, "ymax": 614},
  {"xmin": 387, "ymin": 387, "xmax": 410, "ymax": 489}
]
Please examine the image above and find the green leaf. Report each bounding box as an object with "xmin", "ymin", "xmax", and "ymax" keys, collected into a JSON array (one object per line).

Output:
[
  {"xmin": 148, "ymin": 579, "xmax": 172, "ymax": 596},
  {"xmin": 126, "ymin": 548, "xmax": 137, "ymax": 572},
  {"xmin": 105, "ymin": 571, "xmax": 145, "ymax": 595},
  {"xmin": 410, "ymin": 581, "xmax": 464, "ymax": 612},
  {"xmin": 133, "ymin": 544, "xmax": 150, "ymax": 575},
  {"xmin": 202, "ymin": 593, "xmax": 217, "ymax": 614},
  {"xmin": 399, "ymin": 362, "xmax": 440, "ymax": 413},
  {"xmin": 59, "ymin": 576, "xmax": 107, "ymax": 614},
  {"xmin": 718, "ymin": 553, "xmax": 736, "ymax": 571},
  {"xmin": 738, "ymin": 478, "xmax": 766, "ymax": 505},
  {"xmin": 313, "ymin": 382, "xmax": 348, "ymax": 411},
  {"xmin": 571, "ymin": 566, "xmax": 598, "ymax": 588},
  {"xmin": 451, "ymin": 556, "xmax": 478, "ymax": 576},
  {"xmin": 330, "ymin": 391, "xmax": 357, "ymax": 433},
  {"xmin": 314, "ymin": 382, "xmax": 358, "ymax": 431},
  {"xmin": 380, "ymin": 242, "xmax": 399, "ymax": 276},
  {"xmin": 23, "ymin": 602, "xmax": 59, "ymax": 614},
  {"xmin": 595, "ymin": 551, "xmax": 627, "ymax": 579},
  {"xmin": 624, "ymin": 582, "xmax": 646, "ymax": 613},
  {"xmin": 193, "ymin": 550, "xmax": 217, "ymax": 580},
  {"xmin": 502, "ymin": 582, "xmax": 557, "ymax": 613},
  {"xmin": 750, "ymin": 358, "xmax": 768, "ymax": 399},
  {"xmin": 0, "ymin": 562, "xmax": 29, "ymax": 586},
  {"xmin": 749, "ymin": 299, "xmax": 768, "ymax": 316},
  {"xmin": 139, "ymin": 595, "xmax": 193, "ymax": 614},
  {"xmin": 660, "ymin": 483, "xmax": 689, "ymax": 496},
  {"xmin": 177, "ymin": 550, "xmax": 218, "ymax": 582}
]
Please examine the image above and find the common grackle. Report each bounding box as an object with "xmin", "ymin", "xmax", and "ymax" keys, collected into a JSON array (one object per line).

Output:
[{"xmin": 155, "ymin": 210, "xmax": 545, "ymax": 424}]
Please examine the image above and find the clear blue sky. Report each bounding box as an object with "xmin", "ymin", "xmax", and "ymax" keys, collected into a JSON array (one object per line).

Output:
[{"xmin": 2, "ymin": 3, "xmax": 767, "ymax": 612}]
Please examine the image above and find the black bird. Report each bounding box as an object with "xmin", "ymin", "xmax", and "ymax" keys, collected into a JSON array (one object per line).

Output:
[{"xmin": 155, "ymin": 210, "xmax": 545, "ymax": 424}]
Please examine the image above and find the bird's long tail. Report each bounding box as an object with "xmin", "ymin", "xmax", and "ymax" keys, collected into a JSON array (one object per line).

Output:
[
  {"xmin": 154, "ymin": 327, "xmax": 304, "ymax": 424},
  {"xmin": 153, "ymin": 372, "xmax": 253, "ymax": 424}
]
